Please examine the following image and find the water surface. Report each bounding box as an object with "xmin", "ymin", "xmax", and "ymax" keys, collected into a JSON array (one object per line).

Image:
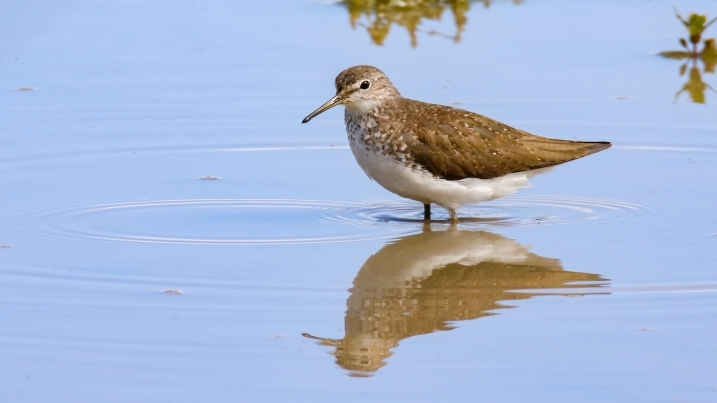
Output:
[{"xmin": 1, "ymin": 1, "xmax": 716, "ymax": 402}]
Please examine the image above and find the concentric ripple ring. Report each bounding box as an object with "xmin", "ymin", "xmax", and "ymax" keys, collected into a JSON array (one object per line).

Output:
[{"xmin": 13, "ymin": 196, "xmax": 647, "ymax": 246}]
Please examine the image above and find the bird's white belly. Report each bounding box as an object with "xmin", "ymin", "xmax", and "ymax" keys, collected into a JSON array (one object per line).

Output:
[{"xmin": 347, "ymin": 139, "xmax": 547, "ymax": 210}]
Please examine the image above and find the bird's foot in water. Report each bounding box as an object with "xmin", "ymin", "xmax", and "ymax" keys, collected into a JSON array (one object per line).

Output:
[
  {"xmin": 423, "ymin": 204, "xmax": 431, "ymax": 221},
  {"xmin": 423, "ymin": 203, "xmax": 458, "ymax": 222},
  {"xmin": 446, "ymin": 207, "xmax": 458, "ymax": 222}
]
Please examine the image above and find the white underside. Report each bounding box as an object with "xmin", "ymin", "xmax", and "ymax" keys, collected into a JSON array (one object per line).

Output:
[
  {"xmin": 355, "ymin": 228, "xmax": 548, "ymax": 289},
  {"xmin": 350, "ymin": 145, "xmax": 551, "ymax": 214}
]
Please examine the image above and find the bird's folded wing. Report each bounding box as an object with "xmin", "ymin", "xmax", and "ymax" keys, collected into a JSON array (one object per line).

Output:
[{"xmin": 404, "ymin": 104, "xmax": 610, "ymax": 180}]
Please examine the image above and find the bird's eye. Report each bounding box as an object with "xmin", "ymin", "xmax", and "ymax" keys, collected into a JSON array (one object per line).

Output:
[{"xmin": 360, "ymin": 80, "xmax": 370, "ymax": 90}]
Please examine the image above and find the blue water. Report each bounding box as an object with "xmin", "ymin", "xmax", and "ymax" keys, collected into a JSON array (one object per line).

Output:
[{"xmin": 1, "ymin": 1, "xmax": 716, "ymax": 402}]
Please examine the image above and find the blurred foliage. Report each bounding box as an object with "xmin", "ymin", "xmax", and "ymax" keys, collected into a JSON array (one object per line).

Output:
[
  {"xmin": 339, "ymin": 0, "xmax": 523, "ymax": 47},
  {"xmin": 658, "ymin": 10, "xmax": 716, "ymax": 103},
  {"xmin": 674, "ymin": 8, "xmax": 716, "ymax": 54},
  {"xmin": 674, "ymin": 66, "xmax": 712, "ymax": 104}
]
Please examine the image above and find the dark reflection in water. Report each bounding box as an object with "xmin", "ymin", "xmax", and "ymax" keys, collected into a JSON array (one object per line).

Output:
[
  {"xmin": 340, "ymin": 0, "xmax": 523, "ymax": 47},
  {"xmin": 658, "ymin": 10, "xmax": 716, "ymax": 103},
  {"xmin": 303, "ymin": 226, "xmax": 607, "ymax": 376}
]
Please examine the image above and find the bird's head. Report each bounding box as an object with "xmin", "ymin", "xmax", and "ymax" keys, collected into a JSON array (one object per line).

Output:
[{"xmin": 302, "ymin": 65, "xmax": 400, "ymax": 123}]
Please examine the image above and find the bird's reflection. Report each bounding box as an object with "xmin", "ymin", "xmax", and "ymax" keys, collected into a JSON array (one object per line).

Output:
[
  {"xmin": 339, "ymin": 0, "xmax": 524, "ymax": 48},
  {"xmin": 303, "ymin": 226, "xmax": 607, "ymax": 376}
]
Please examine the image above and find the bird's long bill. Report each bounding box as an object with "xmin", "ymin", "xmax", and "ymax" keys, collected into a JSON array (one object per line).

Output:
[
  {"xmin": 301, "ymin": 94, "xmax": 343, "ymax": 123},
  {"xmin": 301, "ymin": 333, "xmax": 340, "ymax": 346}
]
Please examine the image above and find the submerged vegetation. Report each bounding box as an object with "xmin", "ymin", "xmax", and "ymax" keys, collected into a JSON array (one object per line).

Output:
[
  {"xmin": 339, "ymin": 0, "xmax": 523, "ymax": 47},
  {"xmin": 659, "ymin": 9, "xmax": 716, "ymax": 103}
]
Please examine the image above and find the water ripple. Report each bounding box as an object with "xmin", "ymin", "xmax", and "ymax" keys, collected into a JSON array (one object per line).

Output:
[
  {"xmin": 11, "ymin": 196, "xmax": 646, "ymax": 246},
  {"xmin": 319, "ymin": 195, "xmax": 646, "ymax": 227}
]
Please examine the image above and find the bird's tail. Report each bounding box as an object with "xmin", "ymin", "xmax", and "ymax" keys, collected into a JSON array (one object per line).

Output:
[{"xmin": 518, "ymin": 138, "xmax": 611, "ymax": 167}]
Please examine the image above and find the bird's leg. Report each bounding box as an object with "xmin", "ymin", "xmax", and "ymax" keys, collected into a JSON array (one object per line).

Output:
[
  {"xmin": 446, "ymin": 207, "xmax": 458, "ymax": 222},
  {"xmin": 423, "ymin": 203, "xmax": 431, "ymax": 220}
]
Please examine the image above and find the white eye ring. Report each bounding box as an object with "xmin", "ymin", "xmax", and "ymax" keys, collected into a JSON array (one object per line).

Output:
[{"xmin": 360, "ymin": 80, "xmax": 370, "ymax": 90}]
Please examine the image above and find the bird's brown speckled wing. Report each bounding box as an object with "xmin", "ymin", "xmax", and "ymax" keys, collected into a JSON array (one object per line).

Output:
[{"xmin": 397, "ymin": 100, "xmax": 611, "ymax": 180}]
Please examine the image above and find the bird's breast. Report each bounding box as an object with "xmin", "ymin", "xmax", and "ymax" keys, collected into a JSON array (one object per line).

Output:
[
  {"xmin": 344, "ymin": 111, "xmax": 410, "ymax": 158},
  {"xmin": 343, "ymin": 110, "xmax": 441, "ymax": 202}
]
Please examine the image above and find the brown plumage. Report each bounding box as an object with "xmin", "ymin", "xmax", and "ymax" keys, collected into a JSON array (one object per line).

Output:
[{"xmin": 376, "ymin": 98, "xmax": 610, "ymax": 180}]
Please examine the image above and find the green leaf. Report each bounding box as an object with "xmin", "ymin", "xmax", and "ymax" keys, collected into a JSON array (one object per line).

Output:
[
  {"xmin": 674, "ymin": 8, "xmax": 690, "ymax": 27},
  {"xmin": 658, "ymin": 51, "xmax": 690, "ymax": 60},
  {"xmin": 687, "ymin": 14, "xmax": 707, "ymax": 37}
]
